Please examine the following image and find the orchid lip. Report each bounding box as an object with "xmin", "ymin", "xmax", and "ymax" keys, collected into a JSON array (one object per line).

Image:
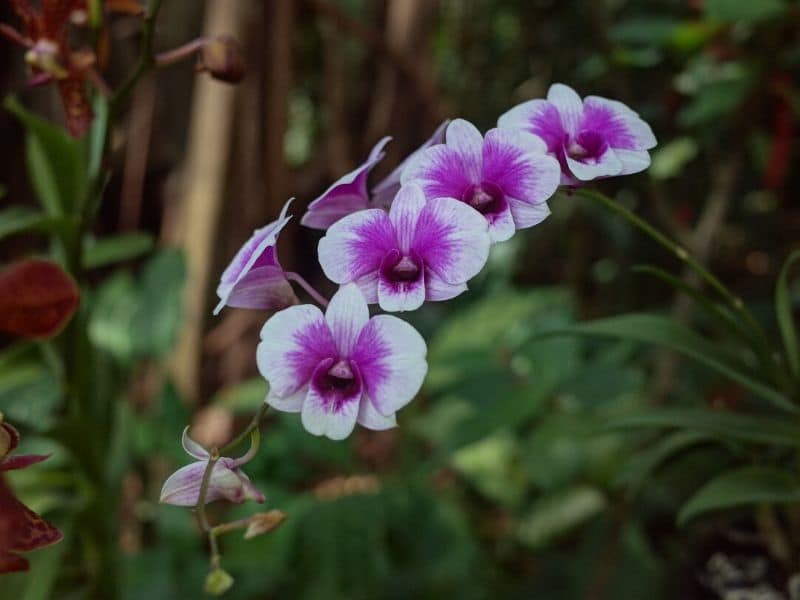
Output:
[
  {"xmin": 462, "ymin": 182, "xmax": 505, "ymax": 216},
  {"xmin": 380, "ymin": 249, "xmax": 423, "ymax": 285}
]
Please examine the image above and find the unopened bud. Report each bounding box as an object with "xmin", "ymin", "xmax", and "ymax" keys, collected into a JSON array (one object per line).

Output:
[
  {"xmin": 205, "ymin": 567, "xmax": 234, "ymax": 596},
  {"xmin": 243, "ymin": 510, "xmax": 287, "ymax": 539},
  {"xmin": 199, "ymin": 35, "xmax": 245, "ymax": 84}
]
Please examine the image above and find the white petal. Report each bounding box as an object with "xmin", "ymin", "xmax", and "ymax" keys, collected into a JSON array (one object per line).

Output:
[
  {"xmin": 547, "ymin": 83, "xmax": 584, "ymax": 137},
  {"xmin": 257, "ymin": 304, "xmax": 334, "ymax": 397},
  {"xmin": 377, "ymin": 273, "xmax": 426, "ymax": 312},
  {"xmin": 507, "ymin": 197, "xmax": 551, "ymax": 230},
  {"xmin": 181, "ymin": 427, "xmax": 209, "ymax": 460},
  {"xmin": 444, "ymin": 119, "xmax": 484, "ymax": 182},
  {"xmin": 614, "ymin": 148, "xmax": 652, "ymax": 175},
  {"xmin": 566, "ymin": 147, "xmax": 623, "ymax": 181},
  {"xmin": 425, "ymin": 272, "xmax": 468, "ymax": 302},
  {"xmin": 352, "ymin": 315, "xmax": 427, "ymax": 416},
  {"xmin": 388, "ymin": 184, "xmax": 426, "ymax": 252},
  {"xmin": 266, "ymin": 386, "xmax": 306, "ymax": 413},
  {"xmin": 301, "ymin": 387, "xmax": 360, "ymax": 440},
  {"xmin": 325, "ymin": 284, "xmax": 369, "ymax": 356},
  {"xmin": 357, "ymin": 395, "xmax": 397, "ymax": 431}
]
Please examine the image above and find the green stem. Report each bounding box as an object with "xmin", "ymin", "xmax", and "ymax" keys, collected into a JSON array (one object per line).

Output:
[
  {"xmin": 221, "ymin": 404, "xmax": 270, "ymax": 455},
  {"xmin": 578, "ymin": 188, "xmax": 779, "ymax": 366},
  {"xmin": 110, "ymin": 0, "xmax": 164, "ymax": 114}
]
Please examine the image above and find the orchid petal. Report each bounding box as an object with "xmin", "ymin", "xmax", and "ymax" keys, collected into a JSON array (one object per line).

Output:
[{"xmin": 325, "ymin": 284, "xmax": 369, "ymax": 356}]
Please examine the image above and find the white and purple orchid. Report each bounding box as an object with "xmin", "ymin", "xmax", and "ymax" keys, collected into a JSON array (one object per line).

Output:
[
  {"xmin": 401, "ymin": 119, "xmax": 560, "ymax": 243},
  {"xmin": 214, "ymin": 199, "xmax": 298, "ymax": 315},
  {"xmin": 159, "ymin": 428, "xmax": 266, "ymax": 507},
  {"xmin": 257, "ymin": 284, "xmax": 427, "ymax": 440},
  {"xmin": 318, "ymin": 184, "xmax": 490, "ymax": 312},
  {"xmin": 498, "ymin": 83, "xmax": 657, "ymax": 185}
]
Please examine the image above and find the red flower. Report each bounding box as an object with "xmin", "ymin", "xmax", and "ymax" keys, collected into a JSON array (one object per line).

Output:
[
  {"xmin": 0, "ymin": 419, "xmax": 63, "ymax": 575},
  {"xmin": 1, "ymin": 0, "xmax": 94, "ymax": 136}
]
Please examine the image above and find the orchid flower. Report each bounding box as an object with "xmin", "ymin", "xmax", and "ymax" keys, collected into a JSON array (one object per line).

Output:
[
  {"xmin": 257, "ymin": 284, "xmax": 427, "ymax": 440},
  {"xmin": 159, "ymin": 428, "xmax": 266, "ymax": 507},
  {"xmin": 402, "ymin": 119, "xmax": 560, "ymax": 243},
  {"xmin": 498, "ymin": 83, "xmax": 657, "ymax": 184},
  {"xmin": 214, "ymin": 199, "xmax": 298, "ymax": 315},
  {"xmin": 318, "ymin": 183, "xmax": 490, "ymax": 312},
  {"xmin": 0, "ymin": 419, "xmax": 62, "ymax": 574}
]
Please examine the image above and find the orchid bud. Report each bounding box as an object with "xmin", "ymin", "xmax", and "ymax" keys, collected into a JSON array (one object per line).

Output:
[
  {"xmin": 243, "ymin": 510, "xmax": 287, "ymax": 540},
  {"xmin": 159, "ymin": 429, "xmax": 265, "ymax": 507},
  {"xmin": 205, "ymin": 567, "xmax": 234, "ymax": 596},
  {"xmin": 199, "ymin": 35, "xmax": 245, "ymax": 84}
]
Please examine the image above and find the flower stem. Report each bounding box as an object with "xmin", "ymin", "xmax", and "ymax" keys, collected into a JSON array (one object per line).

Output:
[
  {"xmin": 155, "ymin": 38, "xmax": 208, "ymax": 68},
  {"xmin": 221, "ymin": 403, "xmax": 270, "ymax": 455},
  {"xmin": 196, "ymin": 448, "xmax": 221, "ymax": 565},
  {"xmin": 286, "ymin": 272, "xmax": 329, "ymax": 308}
]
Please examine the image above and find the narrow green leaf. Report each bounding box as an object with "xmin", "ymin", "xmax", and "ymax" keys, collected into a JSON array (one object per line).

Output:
[
  {"xmin": 517, "ymin": 486, "xmax": 606, "ymax": 548},
  {"xmin": 603, "ymin": 408, "xmax": 800, "ymax": 448},
  {"xmin": 88, "ymin": 95, "xmax": 109, "ymax": 182},
  {"xmin": 548, "ymin": 313, "xmax": 794, "ymax": 412},
  {"xmin": 0, "ymin": 207, "xmax": 67, "ymax": 241},
  {"xmin": 678, "ymin": 466, "xmax": 800, "ymax": 525},
  {"xmin": 5, "ymin": 96, "xmax": 87, "ymax": 216},
  {"xmin": 83, "ymin": 232, "xmax": 155, "ymax": 269},
  {"xmin": 776, "ymin": 250, "xmax": 800, "ymax": 378}
]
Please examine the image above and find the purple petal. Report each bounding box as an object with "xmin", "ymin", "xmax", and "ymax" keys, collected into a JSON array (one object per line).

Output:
[
  {"xmin": 482, "ymin": 128, "xmax": 560, "ymax": 207},
  {"xmin": 412, "ymin": 197, "xmax": 490, "ymax": 286},
  {"xmin": 159, "ymin": 459, "xmax": 262, "ymax": 507},
  {"xmin": 507, "ymin": 197, "xmax": 551, "ymax": 229},
  {"xmin": 301, "ymin": 137, "xmax": 391, "ymax": 230},
  {"xmin": 547, "ymin": 83, "xmax": 583, "ymax": 138},
  {"xmin": 498, "ymin": 99, "xmax": 566, "ymax": 156},
  {"xmin": 215, "ymin": 200, "xmax": 293, "ymax": 314},
  {"xmin": 318, "ymin": 209, "xmax": 395, "ymax": 287},
  {"xmin": 352, "ymin": 314, "xmax": 427, "ymax": 416},
  {"xmin": 325, "ymin": 284, "xmax": 369, "ymax": 356},
  {"xmin": 582, "ymin": 96, "xmax": 656, "ymax": 150},
  {"xmin": 377, "ymin": 267, "xmax": 426, "ymax": 312},
  {"xmin": 301, "ymin": 359, "xmax": 362, "ymax": 440},
  {"xmin": 371, "ymin": 120, "xmax": 449, "ymax": 208},
  {"xmin": 401, "ymin": 119, "xmax": 484, "ymax": 200},
  {"xmin": 388, "ymin": 184, "xmax": 426, "ymax": 252},
  {"xmin": 485, "ymin": 204, "xmax": 517, "ymax": 243},
  {"xmin": 0, "ymin": 454, "xmax": 49, "ymax": 472},
  {"xmin": 257, "ymin": 304, "xmax": 336, "ymax": 397},
  {"xmin": 566, "ymin": 147, "xmax": 623, "ymax": 181},
  {"xmin": 215, "ymin": 265, "xmax": 298, "ymax": 314},
  {"xmin": 181, "ymin": 427, "xmax": 209, "ymax": 460},
  {"xmin": 357, "ymin": 395, "xmax": 397, "ymax": 431}
]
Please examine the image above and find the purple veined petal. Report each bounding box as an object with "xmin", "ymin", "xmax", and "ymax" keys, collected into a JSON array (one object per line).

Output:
[
  {"xmin": 377, "ymin": 260, "xmax": 426, "ymax": 312},
  {"xmin": 301, "ymin": 137, "xmax": 392, "ymax": 230},
  {"xmin": 614, "ymin": 148, "xmax": 652, "ymax": 175},
  {"xmin": 257, "ymin": 304, "xmax": 337, "ymax": 397},
  {"xmin": 325, "ymin": 284, "xmax": 369, "ymax": 356},
  {"xmin": 214, "ymin": 265, "xmax": 298, "ymax": 314},
  {"xmin": 160, "ymin": 459, "xmax": 250, "ymax": 506},
  {"xmin": 498, "ymin": 99, "xmax": 567, "ymax": 157},
  {"xmin": 265, "ymin": 386, "xmax": 307, "ymax": 413},
  {"xmin": 388, "ymin": 184, "xmax": 426, "ymax": 252},
  {"xmin": 444, "ymin": 119, "xmax": 484, "ymax": 181},
  {"xmin": 547, "ymin": 83, "xmax": 584, "ymax": 138},
  {"xmin": 507, "ymin": 197, "xmax": 551, "ymax": 229},
  {"xmin": 485, "ymin": 203, "xmax": 517, "ymax": 243},
  {"xmin": 352, "ymin": 314, "xmax": 427, "ymax": 417},
  {"xmin": 482, "ymin": 128, "xmax": 561, "ymax": 207},
  {"xmin": 582, "ymin": 96, "xmax": 657, "ymax": 150},
  {"xmin": 425, "ymin": 272, "xmax": 467, "ymax": 302},
  {"xmin": 401, "ymin": 144, "xmax": 476, "ymax": 201},
  {"xmin": 181, "ymin": 427, "xmax": 209, "ymax": 460},
  {"xmin": 371, "ymin": 120, "xmax": 450, "ymax": 208},
  {"xmin": 318, "ymin": 209, "xmax": 395, "ymax": 286},
  {"xmin": 354, "ymin": 271, "xmax": 379, "ymax": 304},
  {"xmin": 357, "ymin": 395, "xmax": 397, "ymax": 431},
  {"xmin": 412, "ymin": 197, "xmax": 490, "ymax": 286},
  {"xmin": 301, "ymin": 358, "xmax": 362, "ymax": 440},
  {"xmin": 566, "ymin": 146, "xmax": 623, "ymax": 181},
  {"xmin": 215, "ymin": 200, "xmax": 293, "ymax": 315}
]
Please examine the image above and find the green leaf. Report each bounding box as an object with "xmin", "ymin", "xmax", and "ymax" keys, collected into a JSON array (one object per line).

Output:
[
  {"xmin": 776, "ymin": 250, "xmax": 800, "ymax": 378},
  {"xmin": 703, "ymin": 0, "xmax": 786, "ymax": 24},
  {"xmin": 603, "ymin": 408, "xmax": 800, "ymax": 448},
  {"xmin": 83, "ymin": 232, "xmax": 155, "ymax": 269},
  {"xmin": 517, "ymin": 486, "xmax": 606, "ymax": 549},
  {"xmin": 0, "ymin": 362, "xmax": 62, "ymax": 430},
  {"xmin": 0, "ymin": 206, "xmax": 66, "ymax": 241},
  {"xmin": 678, "ymin": 466, "xmax": 800, "ymax": 525},
  {"xmin": 616, "ymin": 430, "xmax": 713, "ymax": 491},
  {"xmin": 88, "ymin": 95, "xmax": 109, "ymax": 182},
  {"xmin": 547, "ymin": 313, "xmax": 794, "ymax": 412},
  {"xmin": 5, "ymin": 96, "xmax": 87, "ymax": 215},
  {"xmin": 649, "ymin": 138, "xmax": 698, "ymax": 180}
]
